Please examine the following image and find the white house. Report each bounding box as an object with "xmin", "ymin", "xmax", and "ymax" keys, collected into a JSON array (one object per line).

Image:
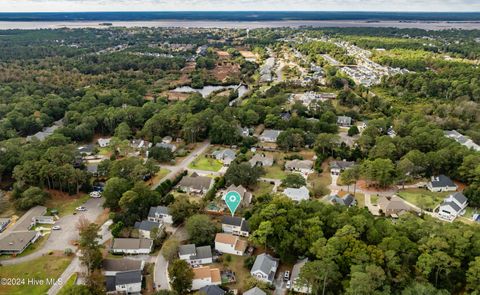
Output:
[
  {"xmin": 105, "ymin": 270, "xmax": 142, "ymax": 295},
  {"xmin": 178, "ymin": 244, "xmax": 213, "ymax": 265},
  {"xmin": 215, "ymin": 233, "xmax": 248, "ymax": 256},
  {"xmin": 221, "ymin": 216, "xmax": 249, "ymax": 237},
  {"xmin": 98, "ymin": 137, "xmax": 112, "ymax": 148},
  {"xmin": 192, "ymin": 267, "xmax": 221, "ymax": 291},
  {"xmin": 147, "ymin": 206, "xmax": 173, "ymax": 224},
  {"xmin": 250, "ymin": 253, "xmax": 279, "ymax": 284},
  {"xmin": 438, "ymin": 192, "xmax": 468, "ymax": 221},
  {"xmin": 110, "ymin": 238, "xmax": 153, "ymax": 255},
  {"xmin": 427, "ymin": 175, "xmax": 458, "ymax": 192},
  {"xmin": 283, "ymin": 186, "xmax": 310, "ymax": 202}
]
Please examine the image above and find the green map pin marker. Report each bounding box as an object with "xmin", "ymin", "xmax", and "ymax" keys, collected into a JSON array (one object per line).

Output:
[{"xmin": 225, "ymin": 191, "xmax": 242, "ymax": 216}]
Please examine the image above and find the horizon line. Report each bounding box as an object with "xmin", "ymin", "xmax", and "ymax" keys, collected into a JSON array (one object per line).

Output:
[{"xmin": 1, "ymin": 10, "xmax": 480, "ymax": 14}]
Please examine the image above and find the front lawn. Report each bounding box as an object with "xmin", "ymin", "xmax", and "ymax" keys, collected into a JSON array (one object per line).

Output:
[
  {"xmin": 252, "ymin": 181, "xmax": 274, "ymax": 197},
  {"xmin": 149, "ymin": 168, "xmax": 171, "ymax": 185},
  {"xmin": 397, "ymin": 188, "xmax": 450, "ymax": 211},
  {"xmin": 216, "ymin": 255, "xmax": 251, "ymax": 292},
  {"xmin": 354, "ymin": 193, "xmax": 366, "ymax": 208},
  {"xmin": 0, "ymin": 253, "xmax": 73, "ymax": 295},
  {"xmin": 58, "ymin": 273, "xmax": 77, "ymax": 295},
  {"xmin": 188, "ymin": 156, "xmax": 223, "ymax": 172},
  {"xmin": 45, "ymin": 192, "xmax": 90, "ymax": 217},
  {"xmin": 263, "ymin": 165, "xmax": 287, "ymax": 180}
]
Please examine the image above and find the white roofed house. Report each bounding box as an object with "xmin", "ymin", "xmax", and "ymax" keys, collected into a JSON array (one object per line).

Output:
[
  {"xmin": 98, "ymin": 137, "xmax": 112, "ymax": 148},
  {"xmin": 291, "ymin": 258, "xmax": 312, "ymax": 294},
  {"xmin": 259, "ymin": 129, "xmax": 282, "ymax": 143},
  {"xmin": 427, "ymin": 175, "xmax": 458, "ymax": 192},
  {"xmin": 178, "ymin": 244, "xmax": 213, "ymax": 265},
  {"xmin": 437, "ymin": 192, "xmax": 468, "ymax": 221},
  {"xmin": 250, "ymin": 253, "xmax": 279, "ymax": 284},
  {"xmin": 285, "ymin": 159, "xmax": 314, "ymax": 176},
  {"xmin": 147, "ymin": 206, "xmax": 173, "ymax": 224},
  {"xmin": 337, "ymin": 116, "xmax": 352, "ymax": 127},
  {"xmin": 211, "ymin": 149, "xmax": 236, "ymax": 166},
  {"xmin": 283, "ymin": 186, "xmax": 310, "ymax": 202}
]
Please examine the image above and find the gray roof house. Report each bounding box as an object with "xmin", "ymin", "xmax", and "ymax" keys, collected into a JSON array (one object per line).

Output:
[
  {"xmin": 179, "ymin": 244, "xmax": 213, "ymax": 265},
  {"xmin": 250, "ymin": 253, "xmax": 279, "ymax": 284},
  {"xmin": 156, "ymin": 142, "xmax": 177, "ymax": 152},
  {"xmin": 428, "ymin": 175, "xmax": 458, "ymax": 192},
  {"xmin": 329, "ymin": 160, "xmax": 355, "ymax": 175},
  {"xmin": 291, "ymin": 258, "xmax": 311, "ymax": 293},
  {"xmin": 223, "ymin": 184, "xmax": 252, "ymax": 206},
  {"xmin": 106, "ymin": 270, "xmax": 142, "ymax": 294},
  {"xmin": 329, "ymin": 193, "xmax": 356, "ymax": 207},
  {"xmin": 244, "ymin": 287, "xmax": 267, "ymax": 295},
  {"xmin": 103, "ymin": 258, "xmax": 144, "ymax": 276},
  {"xmin": 259, "ymin": 129, "xmax": 282, "ymax": 143},
  {"xmin": 199, "ymin": 285, "xmax": 226, "ymax": 295},
  {"xmin": 285, "ymin": 160, "xmax": 314, "ymax": 174},
  {"xmin": 134, "ymin": 220, "xmax": 162, "ymax": 239},
  {"xmin": 111, "ymin": 238, "xmax": 153, "ymax": 255},
  {"xmin": 177, "ymin": 173, "xmax": 214, "ymax": 195},
  {"xmin": 438, "ymin": 192, "xmax": 468, "ymax": 221},
  {"xmin": 147, "ymin": 206, "xmax": 173, "ymax": 224},
  {"xmin": 0, "ymin": 217, "xmax": 11, "ymax": 233},
  {"xmin": 212, "ymin": 149, "xmax": 236, "ymax": 166},
  {"xmin": 283, "ymin": 186, "xmax": 310, "ymax": 202},
  {"xmin": 337, "ymin": 116, "xmax": 352, "ymax": 126},
  {"xmin": 0, "ymin": 231, "xmax": 40, "ymax": 255},
  {"xmin": 221, "ymin": 216, "xmax": 249, "ymax": 237},
  {"xmin": 249, "ymin": 154, "xmax": 274, "ymax": 167}
]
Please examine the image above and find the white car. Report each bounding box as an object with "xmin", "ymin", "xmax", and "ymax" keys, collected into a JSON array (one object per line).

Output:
[
  {"xmin": 286, "ymin": 280, "xmax": 291, "ymax": 289},
  {"xmin": 75, "ymin": 206, "xmax": 87, "ymax": 211},
  {"xmin": 89, "ymin": 191, "xmax": 101, "ymax": 198},
  {"xmin": 52, "ymin": 225, "xmax": 61, "ymax": 230}
]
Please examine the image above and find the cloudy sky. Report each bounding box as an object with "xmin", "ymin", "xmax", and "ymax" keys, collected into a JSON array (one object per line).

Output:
[{"xmin": 0, "ymin": 0, "xmax": 477, "ymax": 12}]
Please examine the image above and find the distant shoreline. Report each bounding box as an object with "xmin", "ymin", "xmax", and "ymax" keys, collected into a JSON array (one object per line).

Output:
[{"xmin": 1, "ymin": 20, "xmax": 480, "ymax": 30}]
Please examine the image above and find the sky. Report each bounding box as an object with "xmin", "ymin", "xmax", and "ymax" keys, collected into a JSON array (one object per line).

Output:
[{"xmin": 0, "ymin": 0, "xmax": 478, "ymax": 13}]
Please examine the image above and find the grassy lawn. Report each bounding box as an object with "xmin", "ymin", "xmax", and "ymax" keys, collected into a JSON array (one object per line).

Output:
[
  {"xmin": 45, "ymin": 193, "xmax": 90, "ymax": 217},
  {"xmin": 58, "ymin": 273, "xmax": 77, "ymax": 295},
  {"xmin": 264, "ymin": 165, "xmax": 287, "ymax": 180},
  {"xmin": 355, "ymin": 193, "xmax": 366, "ymax": 208},
  {"xmin": 308, "ymin": 169, "xmax": 332, "ymax": 197},
  {"xmin": 149, "ymin": 168, "xmax": 171, "ymax": 186},
  {"xmin": 188, "ymin": 156, "xmax": 223, "ymax": 172},
  {"xmin": 0, "ymin": 253, "xmax": 73, "ymax": 295},
  {"xmin": 98, "ymin": 147, "xmax": 112, "ymax": 157},
  {"xmin": 217, "ymin": 255, "xmax": 251, "ymax": 292},
  {"xmin": 370, "ymin": 195, "xmax": 379, "ymax": 205},
  {"xmin": 397, "ymin": 188, "xmax": 450, "ymax": 211},
  {"xmin": 252, "ymin": 182, "xmax": 274, "ymax": 197}
]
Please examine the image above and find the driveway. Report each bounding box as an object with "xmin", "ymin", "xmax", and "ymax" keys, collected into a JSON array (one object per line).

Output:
[
  {"xmin": 152, "ymin": 140, "xmax": 211, "ymax": 189},
  {"xmin": 1, "ymin": 198, "xmax": 105, "ymax": 266}
]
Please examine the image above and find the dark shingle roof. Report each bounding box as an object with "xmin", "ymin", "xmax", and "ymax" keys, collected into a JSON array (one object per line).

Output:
[
  {"xmin": 134, "ymin": 220, "xmax": 160, "ymax": 232},
  {"xmin": 199, "ymin": 285, "xmax": 226, "ymax": 295},
  {"xmin": 222, "ymin": 216, "xmax": 250, "ymax": 232},
  {"xmin": 103, "ymin": 258, "xmax": 143, "ymax": 272},
  {"xmin": 431, "ymin": 175, "xmax": 456, "ymax": 188},
  {"xmin": 148, "ymin": 206, "xmax": 170, "ymax": 218},
  {"xmin": 452, "ymin": 192, "xmax": 467, "ymax": 204}
]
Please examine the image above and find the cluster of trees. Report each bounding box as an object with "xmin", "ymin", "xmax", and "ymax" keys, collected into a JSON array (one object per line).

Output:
[
  {"xmin": 248, "ymin": 196, "xmax": 480, "ymax": 294},
  {"xmin": 296, "ymin": 41, "xmax": 356, "ymax": 65}
]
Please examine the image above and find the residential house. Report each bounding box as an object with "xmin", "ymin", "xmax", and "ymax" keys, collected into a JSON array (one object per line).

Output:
[
  {"xmin": 250, "ymin": 253, "xmax": 279, "ymax": 284},
  {"xmin": 105, "ymin": 270, "xmax": 142, "ymax": 295},
  {"xmin": 0, "ymin": 231, "xmax": 40, "ymax": 255},
  {"xmin": 387, "ymin": 126, "xmax": 397, "ymax": 138},
  {"xmin": 199, "ymin": 285, "xmax": 226, "ymax": 295},
  {"xmin": 259, "ymin": 129, "xmax": 282, "ymax": 143},
  {"xmin": 283, "ymin": 186, "xmax": 310, "ymax": 202},
  {"xmin": 291, "ymin": 258, "xmax": 311, "ymax": 293},
  {"xmin": 427, "ymin": 175, "xmax": 457, "ymax": 192},
  {"xmin": 249, "ymin": 154, "xmax": 274, "ymax": 167},
  {"xmin": 10, "ymin": 205, "xmax": 47, "ymax": 231},
  {"xmin": 212, "ymin": 149, "xmax": 236, "ymax": 166},
  {"xmin": 222, "ymin": 184, "xmax": 252, "ymax": 206},
  {"xmin": 378, "ymin": 196, "xmax": 413, "ymax": 218},
  {"xmin": 244, "ymin": 287, "xmax": 267, "ymax": 295},
  {"xmin": 33, "ymin": 215, "xmax": 55, "ymax": 225},
  {"xmin": 239, "ymin": 127, "xmax": 251, "ymax": 137},
  {"xmin": 147, "ymin": 206, "xmax": 173, "ymax": 224},
  {"xmin": 131, "ymin": 139, "xmax": 152, "ymax": 150},
  {"xmin": 444, "ymin": 130, "xmax": 480, "ymax": 151},
  {"xmin": 177, "ymin": 173, "xmax": 214, "ymax": 195},
  {"xmin": 156, "ymin": 142, "xmax": 177, "ymax": 153},
  {"xmin": 192, "ymin": 266, "xmax": 222, "ymax": 291},
  {"xmin": 221, "ymin": 216, "xmax": 249, "ymax": 237},
  {"xmin": 134, "ymin": 220, "xmax": 162, "ymax": 239},
  {"xmin": 337, "ymin": 116, "xmax": 352, "ymax": 127},
  {"xmin": 329, "ymin": 160, "xmax": 355, "ymax": 176},
  {"xmin": 98, "ymin": 137, "xmax": 112, "ymax": 148},
  {"xmin": 78, "ymin": 144, "xmax": 95, "ymax": 156},
  {"xmin": 285, "ymin": 159, "xmax": 314, "ymax": 175},
  {"xmin": 103, "ymin": 258, "xmax": 144, "ymax": 276},
  {"xmin": 26, "ymin": 119, "xmax": 63, "ymax": 142},
  {"xmin": 162, "ymin": 136, "xmax": 173, "ymax": 144},
  {"xmin": 438, "ymin": 192, "xmax": 468, "ymax": 221},
  {"xmin": 110, "ymin": 238, "xmax": 153, "ymax": 255},
  {"xmin": 178, "ymin": 244, "xmax": 213, "ymax": 265},
  {"xmin": 329, "ymin": 193, "xmax": 356, "ymax": 207},
  {"xmin": 215, "ymin": 233, "xmax": 248, "ymax": 256},
  {"xmin": 0, "ymin": 218, "xmax": 11, "ymax": 233}
]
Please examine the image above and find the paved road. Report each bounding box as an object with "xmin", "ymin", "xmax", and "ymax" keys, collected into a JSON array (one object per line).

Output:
[
  {"xmin": 152, "ymin": 140, "xmax": 211, "ymax": 189},
  {"xmin": 1, "ymin": 198, "xmax": 105, "ymax": 266}
]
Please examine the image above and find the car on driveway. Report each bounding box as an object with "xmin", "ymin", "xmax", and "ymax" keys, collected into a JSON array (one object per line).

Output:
[
  {"xmin": 286, "ymin": 280, "xmax": 291, "ymax": 289},
  {"xmin": 52, "ymin": 225, "xmax": 61, "ymax": 230},
  {"xmin": 284, "ymin": 271, "xmax": 290, "ymax": 281},
  {"xmin": 89, "ymin": 191, "xmax": 101, "ymax": 198},
  {"xmin": 75, "ymin": 206, "xmax": 87, "ymax": 211}
]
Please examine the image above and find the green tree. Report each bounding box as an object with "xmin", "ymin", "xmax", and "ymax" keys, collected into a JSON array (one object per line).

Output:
[
  {"xmin": 224, "ymin": 162, "xmax": 263, "ymax": 188},
  {"xmin": 282, "ymin": 173, "xmax": 306, "ymax": 188},
  {"xmin": 186, "ymin": 214, "xmax": 217, "ymax": 246},
  {"xmin": 361, "ymin": 158, "xmax": 396, "ymax": 188},
  {"xmin": 162, "ymin": 238, "xmax": 180, "ymax": 262},
  {"xmin": 168, "ymin": 259, "xmax": 193, "ymax": 294},
  {"xmin": 348, "ymin": 125, "xmax": 359, "ymax": 137},
  {"xmin": 77, "ymin": 218, "xmax": 103, "ymax": 275},
  {"xmin": 299, "ymin": 259, "xmax": 340, "ymax": 295},
  {"xmin": 103, "ymin": 177, "xmax": 132, "ymax": 210},
  {"xmin": 466, "ymin": 256, "xmax": 480, "ymax": 292},
  {"xmin": 114, "ymin": 122, "xmax": 132, "ymax": 140}
]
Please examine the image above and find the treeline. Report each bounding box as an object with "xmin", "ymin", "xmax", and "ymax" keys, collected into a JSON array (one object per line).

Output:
[{"xmin": 296, "ymin": 41, "xmax": 356, "ymax": 65}]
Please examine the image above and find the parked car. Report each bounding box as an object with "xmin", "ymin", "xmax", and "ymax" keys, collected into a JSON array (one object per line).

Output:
[
  {"xmin": 75, "ymin": 206, "xmax": 87, "ymax": 211},
  {"xmin": 52, "ymin": 225, "xmax": 61, "ymax": 230},
  {"xmin": 89, "ymin": 191, "xmax": 101, "ymax": 198},
  {"xmin": 284, "ymin": 271, "xmax": 290, "ymax": 281},
  {"xmin": 286, "ymin": 280, "xmax": 291, "ymax": 289}
]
